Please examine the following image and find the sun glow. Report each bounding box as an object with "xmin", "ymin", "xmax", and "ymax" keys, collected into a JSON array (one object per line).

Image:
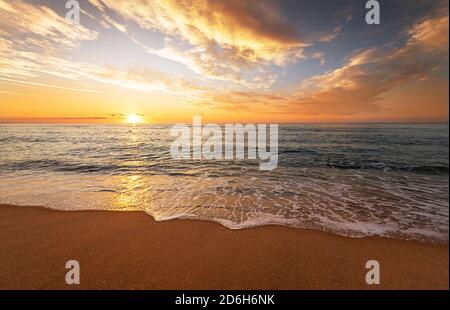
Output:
[{"xmin": 126, "ymin": 113, "xmax": 142, "ymax": 124}]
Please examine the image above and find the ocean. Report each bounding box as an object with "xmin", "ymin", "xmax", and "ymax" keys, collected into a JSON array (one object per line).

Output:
[{"xmin": 0, "ymin": 123, "xmax": 448, "ymax": 243}]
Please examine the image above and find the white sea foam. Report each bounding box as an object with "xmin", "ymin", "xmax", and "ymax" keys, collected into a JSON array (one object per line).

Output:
[{"xmin": 0, "ymin": 168, "xmax": 448, "ymax": 243}]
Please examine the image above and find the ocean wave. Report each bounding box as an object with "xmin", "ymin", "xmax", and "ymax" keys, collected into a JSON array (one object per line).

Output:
[
  {"xmin": 1, "ymin": 169, "xmax": 447, "ymax": 244},
  {"xmin": 2, "ymin": 158, "xmax": 448, "ymax": 176},
  {"xmin": 324, "ymin": 163, "xmax": 449, "ymax": 173}
]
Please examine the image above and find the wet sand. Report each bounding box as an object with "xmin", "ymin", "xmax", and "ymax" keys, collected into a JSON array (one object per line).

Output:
[{"xmin": 0, "ymin": 204, "xmax": 448, "ymax": 290}]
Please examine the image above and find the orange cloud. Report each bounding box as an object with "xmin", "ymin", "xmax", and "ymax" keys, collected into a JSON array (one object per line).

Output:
[
  {"xmin": 90, "ymin": 0, "xmax": 306, "ymax": 85},
  {"xmin": 294, "ymin": 12, "xmax": 449, "ymax": 114},
  {"xmin": 193, "ymin": 12, "xmax": 449, "ymax": 120}
]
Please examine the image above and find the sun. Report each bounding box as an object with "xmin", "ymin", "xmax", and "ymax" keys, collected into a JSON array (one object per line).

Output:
[{"xmin": 126, "ymin": 113, "xmax": 143, "ymax": 124}]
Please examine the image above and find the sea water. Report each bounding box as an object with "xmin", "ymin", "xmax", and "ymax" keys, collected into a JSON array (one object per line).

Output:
[{"xmin": 0, "ymin": 123, "xmax": 448, "ymax": 243}]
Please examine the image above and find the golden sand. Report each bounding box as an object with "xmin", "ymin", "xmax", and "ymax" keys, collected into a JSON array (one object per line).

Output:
[{"xmin": 0, "ymin": 204, "xmax": 447, "ymax": 289}]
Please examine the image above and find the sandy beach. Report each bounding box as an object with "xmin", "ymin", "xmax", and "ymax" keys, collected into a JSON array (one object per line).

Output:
[{"xmin": 0, "ymin": 204, "xmax": 448, "ymax": 290}]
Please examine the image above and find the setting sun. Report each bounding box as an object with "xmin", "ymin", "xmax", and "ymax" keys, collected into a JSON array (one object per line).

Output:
[{"xmin": 126, "ymin": 113, "xmax": 142, "ymax": 124}]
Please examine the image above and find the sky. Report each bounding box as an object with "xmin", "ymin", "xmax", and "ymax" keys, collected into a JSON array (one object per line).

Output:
[{"xmin": 0, "ymin": 0, "xmax": 448, "ymax": 123}]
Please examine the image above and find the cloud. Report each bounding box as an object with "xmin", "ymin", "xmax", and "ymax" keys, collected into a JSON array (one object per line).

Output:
[
  {"xmin": 0, "ymin": 1, "xmax": 203, "ymax": 97},
  {"xmin": 0, "ymin": 38, "xmax": 203, "ymax": 97},
  {"xmin": 193, "ymin": 12, "xmax": 449, "ymax": 116},
  {"xmin": 0, "ymin": 0, "xmax": 99, "ymax": 85},
  {"xmin": 407, "ymin": 13, "xmax": 449, "ymax": 51},
  {"xmin": 317, "ymin": 25, "xmax": 343, "ymax": 43},
  {"xmin": 86, "ymin": 65, "xmax": 205, "ymax": 96},
  {"xmin": 1, "ymin": 0, "xmax": 282, "ymax": 92},
  {"xmin": 192, "ymin": 91, "xmax": 291, "ymax": 114},
  {"xmin": 0, "ymin": 0, "xmax": 97, "ymax": 52},
  {"xmin": 311, "ymin": 52, "xmax": 326, "ymax": 65},
  {"xmin": 89, "ymin": 0, "xmax": 306, "ymax": 86},
  {"xmin": 0, "ymin": 77, "xmax": 99, "ymax": 94},
  {"xmin": 294, "ymin": 12, "xmax": 449, "ymax": 114}
]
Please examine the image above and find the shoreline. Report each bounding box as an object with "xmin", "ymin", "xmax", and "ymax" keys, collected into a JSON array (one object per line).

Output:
[
  {"xmin": 0, "ymin": 204, "xmax": 448, "ymax": 289},
  {"xmin": 3, "ymin": 203, "xmax": 448, "ymax": 246}
]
